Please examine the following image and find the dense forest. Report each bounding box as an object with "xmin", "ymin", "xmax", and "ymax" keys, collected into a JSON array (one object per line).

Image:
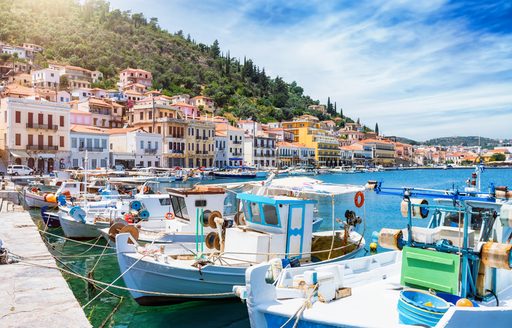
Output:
[
  {"xmin": 0, "ymin": 0, "xmax": 345, "ymax": 123},
  {"xmin": 424, "ymin": 136, "xmax": 503, "ymax": 148}
]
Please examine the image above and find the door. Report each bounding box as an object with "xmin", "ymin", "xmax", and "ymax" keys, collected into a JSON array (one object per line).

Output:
[
  {"xmin": 38, "ymin": 113, "xmax": 43, "ymax": 125},
  {"xmin": 286, "ymin": 205, "xmax": 305, "ymax": 259},
  {"xmin": 48, "ymin": 158, "xmax": 54, "ymax": 172},
  {"xmin": 38, "ymin": 135, "xmax": 43, "ymax": 149},
  {"xmin": 48, "ymin": 114, "xmax": 53, "ymax": 129}
]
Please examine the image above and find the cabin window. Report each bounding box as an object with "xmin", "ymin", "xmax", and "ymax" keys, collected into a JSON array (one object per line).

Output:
[
  {"xmin": 263, "ymin": 205, "xmax": 279, "ymax": 226},
  {"xmin": 195, "ymin": 200, "xmax": 207, "ymax": 207},
  {"xmin": 159, "ymin": 198, "xmax": 171, "ymax": 206},
  {"xmin": 170, "ymin": 195, "xmax": 188, "ymax": 220},
  {"xmin": 250, "ymin": 202, "xmax": 262, "ymax": 223}
]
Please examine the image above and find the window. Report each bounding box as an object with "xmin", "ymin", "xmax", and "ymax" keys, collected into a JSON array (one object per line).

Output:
[
  {"xmin": 15, "ymin": 133, "xmax": 21, "ymax": 146},
  {"xmin": 73, "ymin": 159, "xmax": 79, "ymax": 167},
  {"xmin": 101, "ymin": 139, "xmax": 107, "ymax": 149},
  {"xmin": 28, "ymin": 134, "xmax": 33, "ymax": 146},
  {"xmin": 148, "ymin": 141, "xmax": 152, "ymax": 149},
  {"xmin": 140, "ymin": 140, "xmax": 144, "ymax": 149},
  {"xmin": 139, "ymin": 112, "xmax": 143, "ymax": 120},
  {"xmin": 60, "ymin": 116, "xmax": 64, "ymax": 127},
  {"xmin": 263, "ymin": 205, "xmax": 278, "ymax": 225},
  {"xmin": 38, "ymin": 113, "xmax": 43, "ymax": 125},
  {"xmin": 250, "ymin": 202, "xmax": 262, "ymax": 223},
  {"xmin": 15, "ymin": 111, "xmax": 20, "ymax": 123},
  {"xmin": 48, "ymin": 135, "xmax": 53, "ymax": 146},
  {"xmin": 148, "ymin": 111, "xmax": 152, "ymax": 120},
  {"xmin": 155, "ymin": 141, "xmax": 159, "ymax": 150}
]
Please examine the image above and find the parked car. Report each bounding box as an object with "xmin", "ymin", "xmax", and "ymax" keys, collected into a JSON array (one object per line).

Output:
[{"xmin": 7, "ymin": 165, "xmax": 33, "ymax": 176}]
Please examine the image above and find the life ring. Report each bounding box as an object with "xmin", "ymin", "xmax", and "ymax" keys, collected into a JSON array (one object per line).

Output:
[
  {"xmin": 354, "ymin": 191, "xmax": 365, "ymax": 208},
  {"xmin": 165, "ymin": 212, "xmax": 175, "ymax": 220}
]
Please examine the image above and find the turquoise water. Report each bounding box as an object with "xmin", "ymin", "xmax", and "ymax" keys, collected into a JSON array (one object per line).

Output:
[{"xmin": 32, "ymin": 168, "xmax": 512, "ymax": 327}]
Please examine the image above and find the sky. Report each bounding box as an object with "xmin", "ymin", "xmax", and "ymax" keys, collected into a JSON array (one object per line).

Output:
[{"xmin": 108, "ymin": 0, "xmax": 512, "ymax": 140}]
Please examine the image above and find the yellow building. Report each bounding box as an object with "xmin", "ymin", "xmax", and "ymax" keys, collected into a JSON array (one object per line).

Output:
[{"xmin": 281, "ymin": 118, "xmax": 340, "ymax": 167}]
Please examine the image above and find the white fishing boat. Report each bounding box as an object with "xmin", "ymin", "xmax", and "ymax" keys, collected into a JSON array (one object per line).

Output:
[
  {"xmin": 100, "ymin": 185, "xmax": 229, "ymax": 246},
  {"xmin": 115, "ymin": 177, "xmax": 367, "ymax": 305},
  {"xmin": 237, "ymin": 186, "xmax": 512, "ymax": 328},
  {"xmin": 24, "ymin": 180, "xmax": 82, "ymax": 208}
]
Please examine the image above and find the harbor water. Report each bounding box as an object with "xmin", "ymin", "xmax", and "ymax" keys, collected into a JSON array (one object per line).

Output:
[{"xmin": 30, "ymin": 168, "xmax": 512, "ymax": 327}]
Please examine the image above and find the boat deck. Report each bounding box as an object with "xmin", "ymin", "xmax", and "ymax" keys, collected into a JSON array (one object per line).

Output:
[{"xmin": 267, "ymin": 273, "xmax": 404, "ymax": 327}]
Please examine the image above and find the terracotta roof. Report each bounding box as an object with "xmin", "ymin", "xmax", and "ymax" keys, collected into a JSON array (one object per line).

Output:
[
  {"xmin": 215, "ymin": 131, "xmax": 227, "ymax": 137},
  {"xmin": 124, "ymin": 90, "xmax": 144, "ymax": 96},
  {"xmin": 171, "ymin": 102, "xmax": 196, "ymax": 108},
  {"xmin": 340, "ymin": 143, "xmax": 364, "ymax": 151},
  {"xmin": 4, "ymin": 84, "xmax": 35, "ymax": 97},
  {"xmin": 215, "ymin": 123, "xmax": 244, "ymax": 132},
  {"xmin": 88, "ymin": 97, "xmax": 112, "ymax": 108},
  {"xmin": 191, "ymin": 95, "xmax": 212, "ymax": 100},
  {"xmin": 360, "ymin": 138, "xmax": 393, "ymax": 144},
  {"xmin": 65, "ymin": 65, "xmax": 91, "ymax": 73},
  {"xmin": 108, "ymin": 127, "xmax": 143, "ymax": 135},
  {"xmin": 70, "ymin": 125, "xmax": 109, "ymax": 134},
  {"xmin": 121, "ymin": 68, "xmax": 152, "ymax": 75}
]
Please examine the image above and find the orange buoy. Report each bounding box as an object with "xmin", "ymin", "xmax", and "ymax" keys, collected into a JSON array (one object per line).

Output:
[
  {"xmin": 354, "ymin": 191, "xmax": 365, "ymax": 208},
  {"xmin": 456, "ymin": 298, "xmax": 474, "ymax": 307}
]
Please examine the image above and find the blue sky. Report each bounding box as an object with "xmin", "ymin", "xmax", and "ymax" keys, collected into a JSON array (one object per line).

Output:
[{"xmin": 109, "ymin": 0, "xmax": 512, "ymax": 140}]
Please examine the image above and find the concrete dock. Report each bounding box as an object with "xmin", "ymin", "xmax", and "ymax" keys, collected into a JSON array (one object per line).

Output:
[{"xmin": 0, "ymin": 199, "xmax": 91, "ymax": 327}]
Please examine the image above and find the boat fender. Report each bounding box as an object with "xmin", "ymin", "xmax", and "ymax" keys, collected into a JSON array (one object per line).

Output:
[
  {"xmin": 130, "ymin": 200, "xmax": 142, "ymax": 211},
  {"xmin": 208, "ymin": 210, "xmax": 222, "ymax": 229},
  {"xmin": 138, "ymin": 209, "xmax": 150, "ymax": 220},
  {"xmin": 69, "ymin": 206, "xmax": 86, "ymax": 223},
  {"xmin": 354, "ymin": 191, "xmax": 365, "ymax": 208},
  {"xmin": 165, "ymin": 212, "xmax": 175, "ymax": 220}
]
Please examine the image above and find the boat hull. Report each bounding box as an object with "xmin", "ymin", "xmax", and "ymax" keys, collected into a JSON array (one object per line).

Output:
[
  {"xmin": 59, "ymin": 214, "xmax": 107, "ymax": 239},
  {"xmin": 116, "ymin": 234, "xmax": 365, "ymax": 305},
  {"xmin": 25, "ymin": 192, "xmax": 57, "ymax": 208}
]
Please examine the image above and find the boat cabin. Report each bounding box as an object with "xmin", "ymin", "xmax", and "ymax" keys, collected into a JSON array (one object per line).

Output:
[{"xmin": 222, "ymin": 193, "xmax": 316, "ymax": 264}]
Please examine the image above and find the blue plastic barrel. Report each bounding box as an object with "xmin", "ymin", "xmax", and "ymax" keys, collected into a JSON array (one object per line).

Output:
[
  {"xmin": 138, "ymin": 209, "xmax": 150, "ymax": 220},
  {"xmin": 398, "ymin": 290, "xmax": 450, "ymax": 326}
]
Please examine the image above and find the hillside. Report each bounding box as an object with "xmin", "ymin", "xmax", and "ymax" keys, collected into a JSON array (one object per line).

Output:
[
  {"xmin": 424, "ymin": 136, "xmax": 500, "ymax": 148},
  {"xmin": 0, "ymin": 0, "xmax": 344, "ymax": 123}
]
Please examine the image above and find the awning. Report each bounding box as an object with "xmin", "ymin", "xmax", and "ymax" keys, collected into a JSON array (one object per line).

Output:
[
  {"xmin": 37, "ymin": 153, "xmax": 56, "ymax": 159},
  {"xmin": 10, "ymin": 150, "xmax": 30, "ymax": 158}
]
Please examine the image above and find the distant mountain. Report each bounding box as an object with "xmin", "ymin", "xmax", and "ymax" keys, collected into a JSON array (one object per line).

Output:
[
  {"xmin": 424, "ymin": 136, "xmax": 500, "ymax": 148},
  {"xmin": 393, "ymin": 136, "xmax": 419, "ymax": 145}
]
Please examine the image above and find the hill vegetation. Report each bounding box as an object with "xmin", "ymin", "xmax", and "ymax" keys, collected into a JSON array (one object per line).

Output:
[
  {"xmin": 424, "ymin": 136, "xmax": 500, "ymax": 148},
  {"xmin": 0, "ymin": 0, "xmax": 346, "ymax": 124}
]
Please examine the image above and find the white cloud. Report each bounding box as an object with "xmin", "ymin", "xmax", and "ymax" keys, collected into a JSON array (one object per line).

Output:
[{"xmin": 109, "ymin": 0, "xmax": 512, "ymax": 140}]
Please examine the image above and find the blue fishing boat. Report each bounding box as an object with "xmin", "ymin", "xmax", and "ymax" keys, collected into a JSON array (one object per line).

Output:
[{"xmin": 237, "ymin": 183, "xmax": 512, "ymax": 327}]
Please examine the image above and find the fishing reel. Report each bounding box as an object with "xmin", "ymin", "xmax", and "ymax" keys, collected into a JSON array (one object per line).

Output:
[{"xmin": 344, "ymin": 210, "xmax": 362, "ymax": 227}]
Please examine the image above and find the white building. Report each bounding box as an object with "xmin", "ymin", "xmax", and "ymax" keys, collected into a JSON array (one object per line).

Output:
[
  {"xmin": 216, "ymin": 123, "xmax": 245, "ymax": 167},
  {"xmin": 109, "ymin": 128, "xmax": 162, "ymax": 169},
  {"xmin": 91, "ymin": 71, "xmax": 103, "ymax": 83},
  {"xmin": 214, "ymin": 131, "xmax": 228, "ymax": 168},
  {"xmin": 32, "ymin": 68, "xmax": 60, "ymax": 89},
  {"xmin": 253, "ymin": 133, "xmax": 277, "ymax": 168},
  {"xmin": 71, "ymin": 88, "xmax": 92, "ymax": 101},
  {"xmin": 70, "ymin": 125, "xmax": 110, "ymax": 169},
  {"xmin": 1, "ymin": 45, "xmax": 26, "ymax": 59},
  {"xmin": 0, "ymin": 97, "xmax": 70, "ymax": 172}
]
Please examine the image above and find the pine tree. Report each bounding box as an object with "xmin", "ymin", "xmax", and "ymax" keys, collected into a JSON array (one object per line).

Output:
[
  {"xmin": 375, "ymin": 123, "xmax": 379, "ymax": 135},
  {"xmin": 327, "ymin": 97, "xmax": 331, "ymax": 114},
  {"xmin": 357, "ymin": 118, "xmax": 360, "ymax": 125},
  {"xmin": 334, "ymin": 102, "xmax": 337, "ymax": 115}
]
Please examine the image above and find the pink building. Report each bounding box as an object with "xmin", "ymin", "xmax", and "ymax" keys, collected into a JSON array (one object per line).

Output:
[
  {"xmin": 170, "ymin": 102, "xmax": 199, "ymax": 118},
  {"xmin": 70, "ymin": 109, "xmax": 92, "ymax": 125},
  {"xmin": 119, "ymin": 68, "xmax": 152, "ymax": 90}
]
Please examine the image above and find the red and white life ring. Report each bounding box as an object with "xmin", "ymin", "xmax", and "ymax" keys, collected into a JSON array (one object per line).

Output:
[
  {"xmin": 354, "ymin": 191, "xmax": 365, "ymax": 208},
  {"xmin": 165, "ymin": 212, "xmax": 175, "ymax": 220}
]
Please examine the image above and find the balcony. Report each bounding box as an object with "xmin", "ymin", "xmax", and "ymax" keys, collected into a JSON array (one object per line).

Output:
[
  {"xmin": 79, "ymin": 147, "xmax": 105, "ymax": 152},
  {"xmin": 26, "ymin": 123, "xmax": 58, "ymax": 131},
  {"xmin": 232, "ymin": 140, "xmax": 242, "ymax": 145},
  {"xmin": 169, "ymin": 149, "xmax": 184, "ymax": 154},
  {"xmin": 26, "ymin": 145, "xmax": 58, "ymax": 151},
  {"xmin": 144, "ymin": 148, "xmax": 158, "ymax": 154}
]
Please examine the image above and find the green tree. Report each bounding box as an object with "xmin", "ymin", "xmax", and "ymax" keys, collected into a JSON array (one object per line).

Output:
[
  {"xmin": 490, "ymin": 153, "xmax": 506, "ymax": 161},
  {"xmin": 210, "ymin": 39, "xmax": 220, "ymax": 58},
  {"xmin": 59, "ymin": 75, "xmax": 69, "ymax": 91},
  {"xmin": 375, "ymin": 123, "xmax": 379, "ymax": 135}
]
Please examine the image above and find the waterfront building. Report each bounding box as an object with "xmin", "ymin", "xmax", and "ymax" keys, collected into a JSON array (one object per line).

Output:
[
  {"xmin": 339, "ymin": 143, "xmax": 373, "ymax": 166},
  {"xmin": 109, "ymin": 127, "xmax": 161, "ymax": 169},
  {"xmin": 252, "ymin": 133, "xmax": 277, "ymax": 168},
  {"xmin": 394, "ymin": 142, "xmax": 414, "ymax": 165},
  {"xmin": 360, "ymin": 138, "xmax": 395, "ymax": 166},
  {"xmin": 216, "ymin": 123, "xmax": 244, "ymax": 167},
  {"xmin": 282, "ymin": 117, "xmax": 340, "ymax": 167},
  {"xmin": 0, "ymin": 97, "xmax": 70, "ymax": 172},
  {"xmin": 70, "ymin": 125, "xmax": 109, "ymax": 169},
  {"xmin": 73, "ymin": 97, "xmax": 123, "ymax": 128},
  {"xmin": 277, "ymin": 141, "xmax": 315, "ymax": 168},
  {"xmin": 186, "ymin": 119, "xmax": 215, "ymax": 168},
  {"xmin": 214, "ymin": 130, "xmax": 228, "ymax": 168}
]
